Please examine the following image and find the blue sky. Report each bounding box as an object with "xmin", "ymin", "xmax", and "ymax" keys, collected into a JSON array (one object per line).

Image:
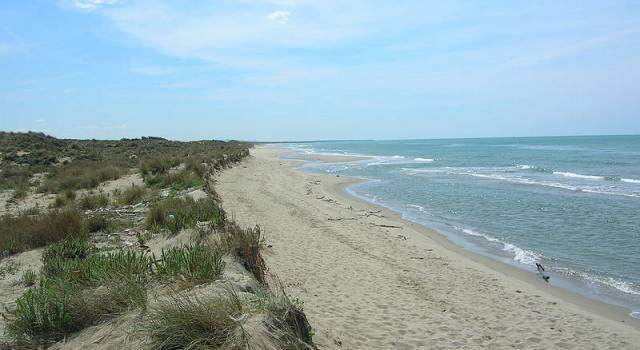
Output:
[{"xmin": 1, "ymin": 0, "xmax": 639, "ymax": 141}]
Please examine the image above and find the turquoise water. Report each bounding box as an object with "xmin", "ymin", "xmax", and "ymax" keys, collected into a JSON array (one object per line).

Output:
[{"xmin": 283, "ymin": 136, "xmax": 640, "ymax": 318}]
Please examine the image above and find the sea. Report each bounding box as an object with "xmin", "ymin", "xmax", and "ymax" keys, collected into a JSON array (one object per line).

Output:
[{"xmin": 282, "ymin": 135, "xmax": 640, "ymax": 319}]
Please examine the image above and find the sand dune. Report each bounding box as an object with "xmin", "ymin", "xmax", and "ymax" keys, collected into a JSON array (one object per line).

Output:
[{"xmin": 217, "ymin": 146, "xmax": 640, "ymax": 350}]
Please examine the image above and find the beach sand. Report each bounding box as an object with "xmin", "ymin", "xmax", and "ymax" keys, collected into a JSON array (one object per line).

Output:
[{"xmin": 217, "ymin": 146, "xmax": 640, "ymax": 349}]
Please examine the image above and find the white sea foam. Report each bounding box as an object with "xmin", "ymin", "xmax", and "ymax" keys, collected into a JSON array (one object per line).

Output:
[
  {"xmin": 453, "ymin": 226, "xmax": 540, "ymax": 265},
  {"xmin": 631, "ymin": 311, "xmax": 640, "ymax": 319},
  {"xmin": 553, "ymin": 171, "xmax": 604, "ymax": 180},
  {"xmin": 516, "ymin": 164, "xmax": 533, "ymax": 170},
  {"xmin": 414, "ymin": 158, "xmax": 435, "ymax": 162},
  {"xmin": 407, "ymin": 204, "xmax": 426, "ymax": 213},
  {"xmin": 621, "ymin": 178, "xmax": 640, "ymax": 184}
]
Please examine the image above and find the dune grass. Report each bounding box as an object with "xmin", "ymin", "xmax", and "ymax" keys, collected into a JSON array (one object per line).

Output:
[
  {"xmin": 0, "ymin": 208, "xmax": 86, "ymax": 258},
  {"xmin": 140, "ymin": 292, "xmax": 247, "ymax": 350},
  {"xmin": 118, "ymin": 184, "xmax": 147, "ymax": 205},
  {"xmin": 78, "ymin": 193, "xmax": 110, "ymax": 210},
  {"xmin": 4, "ymin": 276, "xmax": 147, "ymax": 349},
  {"xmin": 222, "ymin": 224, "xmax": 267, "ymax": 284},
  {"xmin": 39, "ymin": 161, "xmax": 127, "ymax": 193},
  {"xmin": 146, "ymin": 196, "xmax": 226, "ymax": 234},
  {"xmin": 154, "ymin": 245, "xmax": 226, "ymax": 287}
]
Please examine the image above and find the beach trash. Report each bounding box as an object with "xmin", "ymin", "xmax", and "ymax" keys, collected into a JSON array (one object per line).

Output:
[{"xmin": 168, "ymin": 214, "xmax": 175, "ymax": 221}]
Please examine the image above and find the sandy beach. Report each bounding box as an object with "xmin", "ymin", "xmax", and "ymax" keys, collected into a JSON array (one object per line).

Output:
[{"xmin": 217, "ymin": 146, "xmax": 640, "ymax": 350}]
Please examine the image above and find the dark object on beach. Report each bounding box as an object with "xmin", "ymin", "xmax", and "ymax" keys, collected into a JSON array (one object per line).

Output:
[{"xmin": 536, "ymin": 263, "xmax": 550, "ymax": 283}]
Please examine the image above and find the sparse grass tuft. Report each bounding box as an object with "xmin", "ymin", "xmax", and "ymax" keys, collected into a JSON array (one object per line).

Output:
[
  {"xmin": 140, "ymin": 292, "xmax": 246, "ymax": 350},
  {"xmin": 0, "ymin": 208, "xmax": 86, "ymax": 257},
  {"xmin": 21, "ymin": 270, "xmax": 37, "ymax": 287},
  {"xmin": 146, "ymin": 196, "xmax": 225, "ymax": 234}
]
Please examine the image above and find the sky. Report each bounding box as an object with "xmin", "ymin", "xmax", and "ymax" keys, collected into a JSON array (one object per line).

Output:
[{"xmin": 1, "ymin": 0, "xmax": 639, "ymax": 141}]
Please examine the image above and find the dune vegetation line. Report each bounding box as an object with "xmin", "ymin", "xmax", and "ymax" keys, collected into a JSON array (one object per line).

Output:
[{"xmin": 0, "ymin": 132, "xmax": 315, "ymax": 350}]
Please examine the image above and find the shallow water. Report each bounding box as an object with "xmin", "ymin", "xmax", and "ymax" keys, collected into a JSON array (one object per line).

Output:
[{"xmin": 283, "ymin": 136, "xmax": 640, "ymax": 318}]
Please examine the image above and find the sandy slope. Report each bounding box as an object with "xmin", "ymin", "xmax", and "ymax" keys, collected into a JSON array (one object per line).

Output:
[{"xmin": 217, "ymin": 146, "xmax": 640, "ymax": 350}]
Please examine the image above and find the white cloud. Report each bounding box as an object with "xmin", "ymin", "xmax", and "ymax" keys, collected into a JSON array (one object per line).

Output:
[
  {"xmin": 73, "ymin": 0, "xmax": 119, "ymax": 10},
  {"xmin": 267, "ymin": 11, "xmax": 291, "ymax": 24}
]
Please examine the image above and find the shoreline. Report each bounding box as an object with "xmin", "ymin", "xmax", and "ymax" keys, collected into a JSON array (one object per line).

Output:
[
  {"xmin": 332, "ymin": 176, "xmax": 640, "ymax": 328},
  {"xmin": 217, "ymin": 145, "xmax": 640, "ymax": 349},
  {"xmin": 288, "ymin": 146, "xmax": 640, "ymax": 326}
]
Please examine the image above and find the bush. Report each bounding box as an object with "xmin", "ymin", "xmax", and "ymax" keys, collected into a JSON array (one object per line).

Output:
[
  {"xmin": 222, "ymin": 225, "xmax": 266, "ymax": 284},
  {"xmin": 118, "ymin": 184, "xmax": 147, "ymax": 205},
  {"xmin": 154, "ymin": 245, "xmax": 225, "ymax": 286},
  {"xmin": 146, "ymin": 196, "xmax": 225, "ymax": 234},
  {"xmin": 140, "ymin": 292, "xmax": 246, "ymax": 350},
  {"xmin": 0, "ymin": 208, "xmax": 86, "ymax": 257},
  {"xmin": 78, "ymin": 193, "xmax": 110, "ymax": 210}
]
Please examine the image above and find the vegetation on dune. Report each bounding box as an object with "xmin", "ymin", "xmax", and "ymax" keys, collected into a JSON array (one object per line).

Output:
[
  {"xmin": 0, "ymin": 208, "xmax": 86, "ymax": 258},
  {"xmin": 222, "ymin": 224, "xmax": 267, "ymax": 284},
  {"xmin": 154, "ymin": 245, "xmax": 226, "ymax": 287},
  {"xmin": 0, "ymin": 132, "xmax": 315, "ymax": 350},
  {"xmin": 78, "ymin": 192, "xmax": 110, "ymax": 210},
  {"xmin": 117, "ymin": 184, "xmax": 147, "ymax": 205},
  {"xmin": 146, "ymin": 196, "xmax": 226, "ymax": 234},
  {"xmin": 140, "ymin": 292, "xmax": 247, "ymax": 350}
]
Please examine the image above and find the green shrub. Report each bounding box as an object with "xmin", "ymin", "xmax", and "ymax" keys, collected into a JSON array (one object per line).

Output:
[
  {"xmin": 0, "ymin": 208, "xmax": 86, "ymax": 257},
  {"xmin": 118, "ymin": 184, "xmax": 147, "ymax": 205},
  {"xmin": 154, "ymin": 245, "xmax": 225, "ymax": 286},
  {"xmin": 140, "ymin": 292, "xmax": 246, "ymax": 350},
  {"xmin": 146, "ymin": 196, "xmax": 225, "ymax": 234},
  {"xmin": 78, "ymin": 193, "xmax": 110, "ymax": 210}
]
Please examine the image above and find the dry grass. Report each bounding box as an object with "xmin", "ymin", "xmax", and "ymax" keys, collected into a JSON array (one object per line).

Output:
[
  {"xmin": 139, "ymin": 292, "xmax": 247, "ymax": 350},
  {"xmin": 0, "ymin": 208, "xmax": 86, "ymax": 258},
  {"xmin": 222, "ymin": 224, "xmax": 267, "ymax": 284}
]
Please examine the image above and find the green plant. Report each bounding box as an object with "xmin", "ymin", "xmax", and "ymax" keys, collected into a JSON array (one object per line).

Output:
[
  {"xmin": 154, "ymin": 245, "xmax": 225, "ymax": 286},
  {"xmin": 42, "ymin": 250, "xmax": 154, "ymax": 287},
  {"xmin": 140, "ymin": 292, "xmax": 246, "ymax": 350},
  {"xmin": 21, "ymin": 270, "xmax": 37, "ymax": 287}
]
